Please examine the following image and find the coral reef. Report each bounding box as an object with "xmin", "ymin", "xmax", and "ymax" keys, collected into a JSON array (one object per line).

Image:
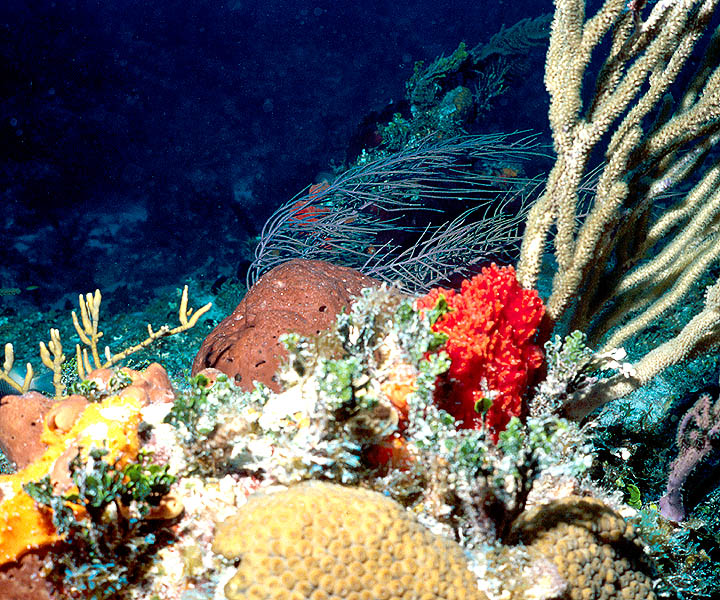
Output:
[
  {"xmin": 0, "ymin": 363, "xmax": 175, "ymax": 470},
  {"xmin": 0, "ymin": 382, "xmax": 150, "ymax": 565},
  {"xmin": 0, "ymin": 280, "xmax": 661, "ymax": 600},
  {"xmin": 508, "ymin": 496, "xmax": 657, "ymax": 600},
  {"xmin": 165, "ymin": 285, "xmax": 604, "ymax": 597},
  {"xmin": 8, "ymin": 1, "xmax": 720, "ymax": 597},
  {"xmin": 173, "ymin": 285, "xmax": 439, "ymax": 486},
  {"xmin": 212, "ymin": 480, "xmax": 489, "ymax": 600}
]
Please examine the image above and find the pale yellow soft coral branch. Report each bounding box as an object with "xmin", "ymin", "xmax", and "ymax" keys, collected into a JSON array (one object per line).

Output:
[
  {"xmin": 519, "ymin": 0, "xmax": 720, "ymax": 415},
  {"xmin": 74, "ymin": 285, "xmax": 212, "ymax": 379},
  {"xmin": 1, "ymin": 286, "xmax": 211, "ymax": 398}
]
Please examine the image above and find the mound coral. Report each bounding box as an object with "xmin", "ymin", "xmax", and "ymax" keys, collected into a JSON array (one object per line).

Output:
[
  {"xmin": 416, "ymin": 263, "xmax": 545, "ymax": 441},
  {"xmin": 508, "ymin": 496, "xmax": 657, "ymax": 600},
  {"xmin": 212, "ymin": 480, "xmax": 488, "ymax": 600}
]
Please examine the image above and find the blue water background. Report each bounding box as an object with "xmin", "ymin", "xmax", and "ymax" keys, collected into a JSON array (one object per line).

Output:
[{"xmin": 1, "ymin": 0, "xmax": 553, "ymax": 313}]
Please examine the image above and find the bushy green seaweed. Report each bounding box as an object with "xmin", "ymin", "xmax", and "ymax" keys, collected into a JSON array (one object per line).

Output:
[
  {"xmin": 406, "ymin": 42, "xmax": 470, "ymax": 108},
  {"xmin": 68, "ymin": 369, "xmax": 133, "ymax": 403},
  {"xmin": 23, "ymin": 447, "xmax": 176, "ymax": 599},
  {"xmin": 161, "ymin": 285, "xmax": 594, "ymax": 551}
]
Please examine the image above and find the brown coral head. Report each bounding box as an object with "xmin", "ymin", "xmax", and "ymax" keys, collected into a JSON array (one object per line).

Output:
[
  {"xmin": 192, "ymin": 259, "xmax": 379, "ymax": 392},
  {"xmin": 85, "ymin": 363, "xmax": 175, "ymax": 406},
  {"xmin": 0, "ymin": 391, "xmax": 56, "ymax": 468},
  {"xmin": 85, "ymin": 367, "xmax": 115, "ymax": 389}
]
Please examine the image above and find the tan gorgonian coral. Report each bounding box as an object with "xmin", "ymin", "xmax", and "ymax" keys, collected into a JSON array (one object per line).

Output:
[{"xmin": 517, "ymin": 0, "xmax": 720, "ymax": 418}]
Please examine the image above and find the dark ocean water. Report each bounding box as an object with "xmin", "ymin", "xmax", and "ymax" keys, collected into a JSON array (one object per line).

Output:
[{"xmin": 0, "ymin": 0, "xmax": 553, "ymax": 313}]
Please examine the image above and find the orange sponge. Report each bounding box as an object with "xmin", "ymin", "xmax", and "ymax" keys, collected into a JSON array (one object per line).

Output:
[
  {"xmin": 416, "ymin": 264, "xmax": 545, "ymax": 442},
  {"xmin": 0, "ymin": 392, "xmax": 143, "ymax": 565}
]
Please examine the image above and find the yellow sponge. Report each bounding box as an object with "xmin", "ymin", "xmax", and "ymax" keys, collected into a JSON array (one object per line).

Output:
[{"xmin": 0, "ymin": 392, "xmax": 143, "ymax": 565}]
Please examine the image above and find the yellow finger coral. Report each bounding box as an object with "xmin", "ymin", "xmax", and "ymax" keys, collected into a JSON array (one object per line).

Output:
[
  {"xmin": 509, "ymin": 496, "xmax": 657, "ymax": 600},
  {"xmin": 212, "ymin": 480, "xmax": 488, "ymax": 600}
]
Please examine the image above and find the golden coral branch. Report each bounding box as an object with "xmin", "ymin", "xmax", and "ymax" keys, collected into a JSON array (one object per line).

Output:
[
  {"xmin": 39, "ymin": 329, "xmax": 66, "ymax": 398},
  {"xmin": 0, "ymin": 343, "xmax": 33, "ymax": 395},
  {"xmin": 3, "ymin": 287, "xmax": 211, "ymax": 397},
  {"xmin": 520, "ymin": 0, "xmax": 720, "ymax": 416}
]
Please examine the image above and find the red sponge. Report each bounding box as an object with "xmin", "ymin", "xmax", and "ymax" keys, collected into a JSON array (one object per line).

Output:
[{"xmin": 416, "ymin": 264, "xmax": 545, "ymax": 442}]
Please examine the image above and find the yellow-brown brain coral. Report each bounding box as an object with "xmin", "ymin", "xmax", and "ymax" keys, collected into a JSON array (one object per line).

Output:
[
  {"xmin": 509, "ymin": 496, "xmax": 657, "ymax": 600},
  {"xmin": 212, "ymin": 480, "xmax": 488, "ymax": 600}
]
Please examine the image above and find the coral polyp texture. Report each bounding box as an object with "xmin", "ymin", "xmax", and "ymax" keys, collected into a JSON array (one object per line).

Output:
[
  {"xmin": 508, "ymin": 496, "xmax": 657, "ymax": 600},
  {"xmin": 416, "ymin": 263, "xmax": 545, "ymax": 441},
  {"xmin": 212, "ymin": 480, "xmax": 489, "ymax": 600}
]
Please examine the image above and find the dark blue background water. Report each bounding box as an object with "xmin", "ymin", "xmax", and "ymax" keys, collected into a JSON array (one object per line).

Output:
[{"xmin": 1, "ymin": 0, "xmax": 553, "ymax": 312}]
